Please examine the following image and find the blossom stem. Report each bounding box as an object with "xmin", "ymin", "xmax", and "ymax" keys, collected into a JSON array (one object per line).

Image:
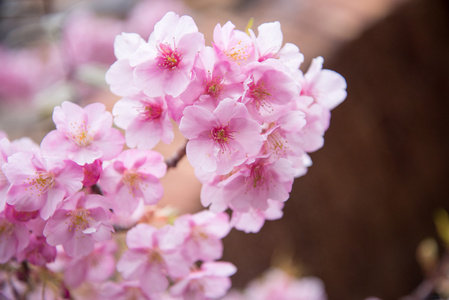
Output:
[{"xmin": 165, "ymin": 140, "xmax": 187, "ymax": 169}]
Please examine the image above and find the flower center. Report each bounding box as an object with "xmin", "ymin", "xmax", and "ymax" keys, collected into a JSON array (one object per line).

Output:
[
  {"xmin": 248, "ymin": 164, "xmax": 267, "ymax": 189},
  {"xmin": 140, "ymin": 103, "xmax": 163, "ymax": 121},
  {"xmin": 267, "ymin": 129, "xmax": 289, "ymax": 156},
  {"xmin": 249, "ymin": 80, "xmax": 272, "ymax": 112},
  {"xmin": 211, "ymin": 125, "xmax": 234, "ymax": 153},
  {"xmin": 68, "ymin": 121, "xmax": 94, "ymax": 147},
  {"xmin": 205, "ymin": 76, "xmax": 224, "ymax": 98},
  {"xmin": 148, "ymin": 249, "xmax": 164, "ymax": 264},
  {"xmin": 225, "ymin": 40, "xmax": 250, "ymax": 64},
  {"xmin": 122, "ymin": 170, "xmax": 141, "ymax": 194},
  {"xmin": 24, "ymin": 171, "xmax": 55, "ymax": 197},
  {"xmin": 68, "ymin": 209, "xmax": 93, "ymax": 233},
  {"xmin": 157, "ymin": 43, "xmax": 182, "ymax": 70}
]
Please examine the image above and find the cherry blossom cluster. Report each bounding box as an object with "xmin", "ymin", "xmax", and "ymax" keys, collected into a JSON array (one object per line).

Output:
[
  {"xmin": 0, "ymin": 102, "xmax": 234, "ymax": 299},
  {"xmin": 106, "ymin": 11, "xmax": 346, "ymax": 233},
  {"xmin": 0, "ymin": 10, "xmax": 346, "ymax": 300}
]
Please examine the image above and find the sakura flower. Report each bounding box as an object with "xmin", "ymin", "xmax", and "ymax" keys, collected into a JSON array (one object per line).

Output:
[
  {"xmin": 132, "ymin": 11, "xmax": 205, "ymax": 98},
  {"xmin": 261, "ymin": 110, "xmax": 313, "ymax": 177},
  {"xmin": 294, "ymin": 97, "xmax": 331, "ymax": 153},
  {"xmin": 231, "ymin": 200, "xmax": 284, "ymax": 233},
  {"xmin": 298, "ymin": 56, "xmax": 347, "ymax": 110},
  {"xmin": 244, "ymin": 268, "xmax": 327, "ymax": 300},
  {"xmin": 201, "ymin": 156, "xmax": 296, "ymax": 214},
  {"xmin": 81, "ymin": 159, "xmax": 102, "ymax": 187},
  {"xmin": 0, "ymin": 136, "xmax": 39, "ymax": 212},
  {"xmin": 170, "ymin": 261, "xmax": 237, "ymax": 300},
  {"xmin": 99, "ymin": 281, "xmax": 150, "ymax": 300},
  {"xmin": 242, "ymin": 60, "xmax": 299, "ymax": 123},
  {"xmin": 40, "ymin": 101, "xmax": 125, "ymax": 165},
  {"xmin": 16, "ymin": 233, "xmax": 56, "ymax": 266},
  {"xmin": 62, "ymin": 240, "xmax": 117, "ymax": 288},
  {"xmin": 117, "ymin": 223, "xmax": 191, "ymax": 297},
  {"xmin": 0, "ymin": 138, "xmax": 14, "ymax": 212},
  {"xmin": 213, "ymin": 21, "xmax": 255, "ymax": 66},
  {"xmin": 249, "ymin": 21, "xmax": 304, "ymax": 72},
  {"xmin": 174, "ymin": 210, "xmax": 231, "ymax": 262},
  {"xmin": 112, "ymin": 94, "xmax": 173, "ymax": 149},
  {"xmin": 179, "ymin": 46, "xmax": 245, "ymax": 105},
  {"xmin": 3, "ymin": 151, "xmax": 84, "ymax": 220},
  {"xmin": 106, "ymin": 32, "xmax": 147, "ymax": 97},
  {"xmin": 99, "ymin": 149, "xmax": 166, "ymax": 216},
  {"xmin": 62, "ymin": 11, "xmax": 124, "ymax": 67},
  {"xmin": 179, "ymin": 98, "xmax": 263, "ymax": 175},
  {"xmin": 0, "ymin": 212, "xmax": 30, "ymax": 263},
  {"xmin": 4, "ymin": 204, "xmax": 39, "ymax": 223},
  {"xmin": 43, "ymin": 191, "xmax": 114, "ymax": 257}
]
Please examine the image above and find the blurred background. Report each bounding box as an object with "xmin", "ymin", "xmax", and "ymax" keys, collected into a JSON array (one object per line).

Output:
[{"xmin": 0, "ymin": 0, "xmax": 448, "ymax": 299}]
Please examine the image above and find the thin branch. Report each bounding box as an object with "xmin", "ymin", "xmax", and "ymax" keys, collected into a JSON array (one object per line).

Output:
[{"xmin": 165, "ymin": 140, "xmax": 187, "ymax": 169}]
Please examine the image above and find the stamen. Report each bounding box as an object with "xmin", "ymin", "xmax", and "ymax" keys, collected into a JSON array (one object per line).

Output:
[
  {"xmin": 122, "ymin": 170, "xmax": 141, "ymax": 195},
  {"xmin": 68, "ymin": 209, "xmax": 93, "ymax": 234},
  {"xmin": 67, "ymin": 121, "xmax": 94, "ymax": 147},
  {"xmin": 210, "ymin": 125, "xmax": 235, "ymax": 153},
  {"xmin": 139, "ymin": 102, "xmax": 163, "ymax": 121},
  {"xmin": 24, "ymin": 171, "xmax": 55, "ymax": 197},
  {"xmin": 205, "ymin": 76, "xmax": 224, "ymax": 98},
  {"xmin": 157, "ymin": 43, "xmax": 183, "ymax": 70},
  {"xmin": 249, "ymin": 80, "xmax": 273, "ymax": 112}
]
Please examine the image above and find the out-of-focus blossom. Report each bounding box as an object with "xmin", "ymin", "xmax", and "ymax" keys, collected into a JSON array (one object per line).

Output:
[{"xmin": 43, "ymin": 191, "xmax": 113, "ymax": 257}]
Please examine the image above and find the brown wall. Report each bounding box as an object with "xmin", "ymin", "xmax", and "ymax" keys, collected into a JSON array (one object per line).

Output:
[{"xmin": 222, "ymin": 0, "xmax": 449, "ymax": 299}]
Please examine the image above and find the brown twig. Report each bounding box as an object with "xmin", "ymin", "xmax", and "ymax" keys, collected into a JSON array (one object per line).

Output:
[{"xmin": 165, "ymin": 140, "xmax": 187, "ymax": 169}]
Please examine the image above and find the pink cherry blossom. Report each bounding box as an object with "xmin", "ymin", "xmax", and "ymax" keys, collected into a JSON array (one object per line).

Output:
[
  {"xmin": 62, "ymin": 240, "xmax": 117, "ymax": 288},
  {"xmin": 99, "ymin": 149, "xmax": 166, "ymax": 216},
  {"xmin": 230, "ymin": 200, "xmax": 284, "ymax": 233},
  {"xmin": 43, "ymin": 191, "xmax": 114, "ymax": 257},
  {"xmin": 105, "ymin": 32, "xmax": 147, "ymax": 97},
  {"xmin": 3, "ymin": 151, "xmax": 84, "ymax": 220},
  {"xmin": 170, "ymin": 261, "xmax": 237, "ymax": 300},
  {"xmin": 40, "ymin": 101, "xmax": 125, "ymax": 165},
  {"xmin": 179, "ymin": 46, "xmax": 246, "ymax": 105},
  {"xmin": 213, "ymin": 21, "xmax": 255, "ymax": 66},
  {"xmin": 112, "ymin": 94, "xmax": 173, "ymax": 149},
  {"xmin": 179, "ymin": 98, "xmax": 263, "ymax": 175},
  {"xmin": 200, "ymin": 156, "xmax": 296, "ymax": 214},
  {"xmin": 99, "ymin": 281, "xmax": 150, "ymax": 300},
  {"xmin": 244, "ymin": 268, "xmax": 327, "ymax": 300},
  {"xmin": 261, "ymin": 110, "xmax": 313, "ymax": 177},
  {"xmin": 299, "ymin": 56, "xmax": 347, "ymax": 110},
  {"xmin": 294, "ymin": 96, "xmax": 331, "ymax": 153},
  {"xmin": 81, "ymin": 159, "xmax": 102, "ymax": 187},
  {"xmin": 117, "ymin": 223, "xmax": 191, "ymax": 297},
  {"xmin": 62, "ymin": 11, "xmax": 123, "ymax": 67},
  {"xmin": 0, "ymin": 136, "xmax": 40, "ymax": 212},
  {"xmin": 0, "ymin": 46, "xmax": 64, "ymax": 103},
  {"xmin": 249, "ymin": 21, "xmax": 304, "ymax": 72},
  {"xmin": 174, "ymin": 210, "xmax": 231, "ymax": 262},
  {"xmin": 16, "ymin": 233, "xmax": 56, "ymax": 266},
  {"xmin": 242, "ymin": 60, "xmax": 300, "ymax": 123},
  {"xmin": 0, "ymin": 212, "xmax": 30, "ymax": 263},
  {"xmin": 132, "ymin": 12, "xmax": 205, "ymax": 98}
]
